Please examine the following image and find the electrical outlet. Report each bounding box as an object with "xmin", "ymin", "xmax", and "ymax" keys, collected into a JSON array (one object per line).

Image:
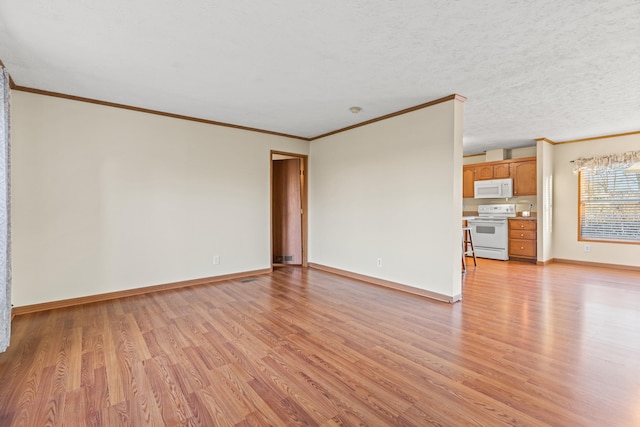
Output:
[
  {"xmin": 213, "ymin": 255, "xmax": 220, "ymax": 265},
  {"xmin": 376, "ymin": 258, "xmax": 383, "ymax": 267},
  {"xmin": 584, "ymin": 245, "xmax": 591, "ymax": 253}
]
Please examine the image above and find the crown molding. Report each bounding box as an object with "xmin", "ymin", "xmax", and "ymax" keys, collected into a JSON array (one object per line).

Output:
[
  {"xmin": 4, "ymin": 58, "xmax": 465, "ymax": 141},
  {"xmin": 3, "ymin": 58, "xmax": 636, "ymax": 148},
  {"xmin": 2, "ymin": 54, "xmax": 468, "ymax": 142},
  {"xmin": 309, "ymin": 94, "xmax": 466, "ymax": 140},
  {"xmin": 537, "ymin": 131, "xmax": 640, "ymax": 146},
  {"xmin": 535, "ymin": 137, "xmax": 557, "ymax": 145},
  {"xmin": 553, "ymin": 130, "xmax": 640, "ymax": 145},
  {"xmin": 12, "ymin": 84, "xmax": 464, "ymax": 142},
  {"xmin": 13, "ymin": 85, "xmax": 311, "ymax": 141}
]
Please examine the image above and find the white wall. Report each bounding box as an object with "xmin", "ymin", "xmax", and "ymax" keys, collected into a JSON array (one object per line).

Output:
[
  {"xmin": 511, "ymin": 146, "xmax": 537, "ymax": 159},
  {"xmin": 536, "ymin": 139, "xmax": 554, "ymax": 262},
  {"xmin": 11, "ymin": 91, "xmax": 309, "ymax": 306},
  {"xmin": 309, "ymin": 99, "xmax": 464, "ymax": 299},
  {"xmin": 552, "ymin": 132, "xmax": 640, "ymax": 266},
  {"xmin": 463, "ymin": 145, "xmax": 536, "ymax": 165}
]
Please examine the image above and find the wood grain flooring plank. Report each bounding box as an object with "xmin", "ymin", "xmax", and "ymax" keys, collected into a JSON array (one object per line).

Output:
[
  {"xmin": 150, "ymin": 355, "xmax": 194, "ymax": 423},
  {"xmin": 180, "ymin": 346, "xmax": 215, "ymax": 386},
  {"xmin": 220, "ymin": 305, "xmax": 286, "ymax": 349},
  {"xmin": 80, "ymin": 351, "xmax": 99, "ymax": 387},
  {"xmin": 186, "ymin": 390, "xmax": 225, "ymax": 427},
  {"xmin": 131, "ymin": 393, "xmax": 165, "ymax": 426},
  {"xmin": 55, "ymin": 325, "xmax": 83, "ymax": 394},
  {"xmin": 2, "ymin": 261, "xmax": 640, "ymax": 425},
  {"xmin": 280, "ymin": 333, "xmax": 414, "ymax": 417},
  {"xmin": 198, "ymin": 332, "xmax": 234, "ymax": 369},
  {"xmin": 88, "ymin": 365, "xmax": 110, "ymax": 412},
  {"xmin": 101, "ymin": 399, "xmax": 130, "ymax": 427},
  {"xmin": 30, "ymin": 365, "xmax": 64, "ymax": 427},
  {"xmin": 223, "ymin": 362, "xmax": 294, "ymax": 427},
  {"xmin": 374, "ymin": 342, "xmax": 583, "ymax": 426},
  {"xmin": 259, "ymin": 352, "xmax": 339, "ymax": 425},
  {"xmin": 128, "ymin": 359, "xmax": 154, "ymax": 400},
  {"xmin": 0, "ymin": 331, "xmax": 39, "ymax": 413},
  {"xmin": 1, "ymin": 328, "xmax": 53, "ymax": 425},
  {"xmin": 353, "ymin": 318, "xmax": 593, "ymax": 425},
  {"xmin": 101, "ymin": 311, "xmax": 128, "ymax": 406},
  {"xmin": 63, "ymin": 387, "xmax": 86, "ymax": 425},
  {"xmin": 270, "ymin": 339, "xmax": 402, "ymax": 425},
  {"xmin": 142, "ymin": 357, "xmax": 188, "ymax": 426},
  {"xmin": 195, "ymin": 370, "xmax": 253, "ymax": 425},
  {"xmin": 261, "ymin": 353, "xmax": 340, "ymax": 422},
  {"xmin": 247, "ymin": 376, "xmax": 316, "ymax": 426}
]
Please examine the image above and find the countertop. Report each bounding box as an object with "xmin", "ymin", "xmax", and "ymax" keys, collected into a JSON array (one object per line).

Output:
[
  {"xmin": 509, "ymin": 216, "xmax": 537, "ymax": 221},
  {"xmin": 463, "ymin": 211, "xmax": 537, "ymax": 221}
]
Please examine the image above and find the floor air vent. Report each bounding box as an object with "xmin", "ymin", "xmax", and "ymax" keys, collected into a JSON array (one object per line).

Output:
[
  {"xmin": 241, "ymin": 278, "xmax": 258, "ymax": 283},
  {"xmin": 274, "ymin": 255, "xmax": 294, "ymax": 263}
]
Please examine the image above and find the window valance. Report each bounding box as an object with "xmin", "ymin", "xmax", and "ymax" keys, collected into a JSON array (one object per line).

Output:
[{"xmin": 572, "ymin": 150, "xmax": 640, "ymax": 173}]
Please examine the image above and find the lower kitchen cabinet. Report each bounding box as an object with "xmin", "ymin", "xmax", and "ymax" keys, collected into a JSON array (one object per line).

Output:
[{"xmin": 509, "ymin": 218, "xmax": 537, "ymax": 262}]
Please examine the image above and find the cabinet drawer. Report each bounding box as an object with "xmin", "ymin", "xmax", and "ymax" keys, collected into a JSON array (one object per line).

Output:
[
  {"xmin": 509, "ymin": 230, "xmax": 536, "ymax": 240},
  {"xmin": 509, "ymin": 220, "xmax": 536, "ymax": 230},
  {"xmin": 509, "ymin": 239, "xmax": 536, "ymax": 257}
]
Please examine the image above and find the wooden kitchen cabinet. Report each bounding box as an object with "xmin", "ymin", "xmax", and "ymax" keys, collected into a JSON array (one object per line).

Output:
[
  {"xmin": 493, "ymin": 163, "xmax": 510, "ymax": 179},
  {"xmin": 475, "ymin": 164, "xmax": 494, "ymax": 180},
  {"xmin": 463, "ymin": 165, "xmax": 475, "ymax": 198},
  {"xmin": 473, "ymin": 163, "xmax": 511, "ymax": 181},
  {"xmin": 511, "ymin": 160, "xmax": 537, "ymax": 196},
  {"xmin": 462, "ymin": 156, "xmax": 537, "ymax": 198},
  {"xmin": 509, "ymin": 218, "xmax": 537, "ymax": 262}
]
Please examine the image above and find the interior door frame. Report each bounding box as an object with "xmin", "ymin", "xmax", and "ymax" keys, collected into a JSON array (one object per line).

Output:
[{"xmin": 270, "ymin": 150, "xmax": 308, "ymax": 267}]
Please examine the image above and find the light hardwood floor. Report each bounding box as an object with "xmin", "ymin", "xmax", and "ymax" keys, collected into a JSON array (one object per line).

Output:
[{"xmin": 1, "ymin": 259, "xmax": 639, "ymax": 426}]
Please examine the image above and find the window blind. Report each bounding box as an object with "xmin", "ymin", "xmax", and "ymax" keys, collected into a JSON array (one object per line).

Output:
[{"xmin": 579, "ymin": 169, "xmax": 640, "ymax": 242}]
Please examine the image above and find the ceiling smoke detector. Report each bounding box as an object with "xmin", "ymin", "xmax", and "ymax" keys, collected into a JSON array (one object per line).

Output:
[{"xmin": 349, "ymin": 106, "xmax": 362, "ymax": 114}]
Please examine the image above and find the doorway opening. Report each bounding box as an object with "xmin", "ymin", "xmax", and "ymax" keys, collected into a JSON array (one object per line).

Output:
[{"xmin": 271, "ymin": 151, "xmax": 308, "ymax": 267}]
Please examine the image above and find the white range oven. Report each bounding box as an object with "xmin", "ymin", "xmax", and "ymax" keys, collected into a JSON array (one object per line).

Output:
[{"xmin": 467, "ymin": 204, "xmax": 516, "ymax": 261}]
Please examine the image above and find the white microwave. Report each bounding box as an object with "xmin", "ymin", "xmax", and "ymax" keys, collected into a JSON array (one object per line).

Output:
[{"xmin": 474, "ymin": 178, "xmax": 513, "ymax": 199}]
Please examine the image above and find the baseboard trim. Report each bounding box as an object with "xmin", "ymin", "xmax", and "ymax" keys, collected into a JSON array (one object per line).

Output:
[
  {"xmin": 308, "ymin": 263, "xmax": 460, "ymax": 303},
  {"xmin": 551, "ymin": 258, "xmax": 640, "ymax": 271},
  {"xmin": 11, "ymin": 268, "xmax": 273, "ymax": 317},
  {"xmin": 536, "ymin": 259, "xmax": 554, "ymax": 265}
]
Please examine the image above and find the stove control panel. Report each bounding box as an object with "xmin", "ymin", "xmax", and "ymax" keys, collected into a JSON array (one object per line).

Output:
[{"xmin": 477, "ymin": 204, "xmax": 516, "ymax": 217}]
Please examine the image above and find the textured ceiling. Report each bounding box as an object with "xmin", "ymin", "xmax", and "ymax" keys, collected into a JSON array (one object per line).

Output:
[{"xmin": 0, "ymin": 0, "xmax": 638, "ymax": 154}]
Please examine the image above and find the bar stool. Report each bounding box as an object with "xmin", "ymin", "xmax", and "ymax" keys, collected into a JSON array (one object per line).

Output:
[{"xmin": 462, "ymin": 226, "xmax": 476, "ymax": 273}]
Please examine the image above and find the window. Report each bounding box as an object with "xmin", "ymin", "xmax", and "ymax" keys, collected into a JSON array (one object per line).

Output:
[{"xmin": 579, "ymin": 168, "xmax": 640, "ymax": 243}]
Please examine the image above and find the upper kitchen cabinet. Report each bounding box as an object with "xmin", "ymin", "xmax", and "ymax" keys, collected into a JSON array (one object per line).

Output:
[
  {"xmin": 463, "ymin": 165, "xmax": 475, "ymax": 198},
  {"xmin": 511, "ymin": 159, "xmax": 537, "ymax": 196},
  {"xmin": 475, "ymin": 164, "xmax": 494, "ymax": 180},
  {"xmin": 462, "ymin": 156, "xmax": 537, "ymax": 198},
  {"xmin": 493, "ymin": 163, "xmax": 510, "ymax": 179},
  {"xmin": 473, "ymin": 162, "xmax": 512, "ymax": 181}
]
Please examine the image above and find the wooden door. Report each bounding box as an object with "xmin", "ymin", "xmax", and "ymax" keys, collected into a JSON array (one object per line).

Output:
[{"xmin": 272, "ymin": 158, "xmax": 302, "ymax": 264}]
